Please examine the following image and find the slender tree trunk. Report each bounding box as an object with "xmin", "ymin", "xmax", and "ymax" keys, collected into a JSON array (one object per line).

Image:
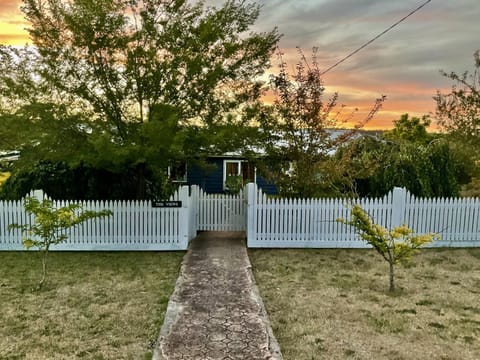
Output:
[
  {"xmin": 389, "ymin": 261, "xmax": 395, "ymax": 292},
  {"xmin": 39, "ymin": 247, "xmax": 49, "ymax": 289}
]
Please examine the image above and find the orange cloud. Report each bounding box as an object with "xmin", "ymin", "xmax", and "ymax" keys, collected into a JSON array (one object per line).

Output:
[
  {"xmin": 0, "ymin": 32, "xmax": 28, "ymax": 45},
  {"xmin": 0, "ymin": 0, "xmax": 29, "ymax": 45},
  {"xmin": 265, "ymin": 54, "xmax": 440, "ymax": 130}
]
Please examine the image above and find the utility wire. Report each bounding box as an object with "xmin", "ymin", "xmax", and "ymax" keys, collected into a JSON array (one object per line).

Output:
[{"xmin": 320, "ymin": 0, "xmax": 432, "ymax": 75}]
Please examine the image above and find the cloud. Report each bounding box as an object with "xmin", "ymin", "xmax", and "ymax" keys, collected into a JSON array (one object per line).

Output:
[
  {"xmin": 224, "ymin": 0, "xmax": 479, "ymax": 128},
  {"xmin": 0, "ymin": 33, "xmax": 28, "ymax": 45},
  {"xmin": 0, "ymin": 0, "xmax": 22, "ymax": 18}
]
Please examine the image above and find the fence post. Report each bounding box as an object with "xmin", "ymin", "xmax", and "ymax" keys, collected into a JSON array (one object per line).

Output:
[
  {"xmin": 246, "ymin": 182, "xmax": 257, "ymax": 247},
  {"xmin": 189, "ymin": 185, "xmax": 199, "ymax": 240},
  {"xmin": 30, "ymin": 189, "xmax": 45, "ymax": 201},
  {"xmin": 391, "ymin": 187, "xmax": 408, "ymax": 228},
  {"xmin": 178, "ymin": 186, "xmax": 190, "ymax": 250}
]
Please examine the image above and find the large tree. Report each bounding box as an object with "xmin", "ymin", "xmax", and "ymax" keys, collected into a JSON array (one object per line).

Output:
[
  {"xmin": 433, "ymin": 51, "xmax": 480, "ymax": 195},
  {"xmin": 0, "ymin": 0, "xmax": 279, "ymax": 199},
  {"xmin": 434, "ymin": 50, "xmax": 480, "ymax": 149},
  {"xmin": 258, "ymin": 48, "xmax": 385, "ymax": 198}
]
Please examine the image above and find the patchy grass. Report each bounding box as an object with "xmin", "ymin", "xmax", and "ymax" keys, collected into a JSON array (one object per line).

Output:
[
  {"xmin": 250, "ymin": 248, "xmax": 480, "ymax": 360},
  {"xmin": 0, "ymin": 251, "xmax": 184, "ymax": 360}
]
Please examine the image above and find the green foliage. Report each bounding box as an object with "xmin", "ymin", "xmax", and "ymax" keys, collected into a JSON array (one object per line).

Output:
[
  {"xmin": 258, "ymin": 48, "xmax": 385, "ymax": 198},
  {"xmin": 384, "ymin": 114, "xmax": 431, "ymax": 144},
  {"xmin": 337, "ymin": 205, "xmax": 437, "ymax": 291},
  {"xmin": 225, "ymin": 175, "xmax": 243, "ymax": 195},
  {"xmin": 460, "ymin": 177, "xmax": 480, "ymax": 197},
  {"xmin": 0, "ymin": 0, "xmax": 279, "ymax": 199},
  {"xmin": 434, "ymin": 51, "xmax": 480, "ymax": 192},
  {"xmin": 0, "ymin": 161, "xmax": 174, "ymax": 200},
  {"xmin": 9, "ymin": 197, "xmax": 112, "ymax": 288},
  {"xmin": 434, "ymin": 50, "xmax": 480, "ymax": 150},
  {"xmin": 336, "ymin": 114, "xmax": 472, "ymax": 198}
]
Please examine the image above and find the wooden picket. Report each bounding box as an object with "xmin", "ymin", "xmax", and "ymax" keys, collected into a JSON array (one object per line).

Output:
[{"xmin": 247, "ymin": 184, "xmax": 480, "ymax": 248}]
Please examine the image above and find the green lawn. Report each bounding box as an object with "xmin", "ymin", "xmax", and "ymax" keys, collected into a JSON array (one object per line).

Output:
[
  {"xmin": 250, "ymin": 248, "xmax": 480, "ymax": 360},
  {"xmin": 0, "ymin": 251, "xmax": 184, "ymax": 360}
]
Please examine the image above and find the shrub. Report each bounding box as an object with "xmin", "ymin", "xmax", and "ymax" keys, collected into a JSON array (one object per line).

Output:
[
  {"xmin": 337, "ymin": 205, "xmax": 437, "ymax": 292},
  {"xmin": 9, "ymin": 197, "xmax": 112, "ymax": 289}
]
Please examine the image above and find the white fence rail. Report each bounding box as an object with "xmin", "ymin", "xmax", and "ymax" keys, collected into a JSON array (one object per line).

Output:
[
  {"xmin": 247, "ymin": 184, "xmax": 480, "ymax": 248},
  {"xmin": 0, "ymin": 187, "xmax": 193, "ymax": 251}
]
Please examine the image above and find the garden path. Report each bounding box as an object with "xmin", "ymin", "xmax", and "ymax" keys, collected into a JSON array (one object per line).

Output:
[{"xmin": 153, "ymin": 231, "xmax": 282, "ymax": 360}]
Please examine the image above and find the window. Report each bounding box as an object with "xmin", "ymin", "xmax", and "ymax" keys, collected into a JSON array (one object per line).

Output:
[
  {"xmin": 223, "ymin": 160, "xmax": 255, "ymax": 190},
  {"xmin": 168, "ymin": 161, "xmax": 187, "ymax": 183},
  {"xmin": 241, "ymin": 162, "xmax": 255, "ymax": 183},
  {"xmin": 225, "ymin": 161, "xmax": 240, "ymax": 177}
]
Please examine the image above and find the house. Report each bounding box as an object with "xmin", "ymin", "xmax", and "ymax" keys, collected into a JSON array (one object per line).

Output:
[
  {"xmin": 168, "ymin": 154, "xmax": 277, "ymax": 195},
  {"xmin": 167, "ymin": 129, "xmax": 383, "ymax": 195}
]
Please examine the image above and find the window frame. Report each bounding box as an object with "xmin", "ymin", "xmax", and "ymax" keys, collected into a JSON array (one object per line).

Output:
[
  {"xmin": 167, "ymin": 162, "xmax": 188, "ymax": 183},
  {"xmin": 223, "ymin": 159, "xmax": 256, "ymax": 190}
]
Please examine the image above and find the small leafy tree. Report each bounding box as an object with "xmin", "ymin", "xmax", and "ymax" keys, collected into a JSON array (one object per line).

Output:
[
  {"xmin": 337, "ymin": 205, "xmax": 437, "ymax": 292},
  {"xmin": 9, "ymin": 197, "xmax": 112, "ymax": 289}
]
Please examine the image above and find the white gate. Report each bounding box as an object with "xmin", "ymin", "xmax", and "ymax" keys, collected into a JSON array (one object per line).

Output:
[{"xmin": 195, "ymin": 187, "xmax": 247, "ymax": 231}]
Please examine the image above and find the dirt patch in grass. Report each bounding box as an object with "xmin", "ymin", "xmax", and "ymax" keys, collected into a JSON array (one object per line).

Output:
[
  {"xmin": 249, "ymin": 248, "xmax": 480, "ymax": 360},
  {"xmin": 0, "ymin": 251, "xmax": 184, "ymax": 360}
]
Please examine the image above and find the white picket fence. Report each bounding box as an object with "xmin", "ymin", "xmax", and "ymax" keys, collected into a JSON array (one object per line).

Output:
[
  {"xmin": 246, "ymin": 183, "xmax": 480, "ymax": 248},
  {"xmin": 0, "ymin": 185, "xmax": 246, "ymax": 251},
  {"xmin": 2, "ymin": 184, "xmax": 480, "ymax": 251},
  {"xmin": 0, "ymin": 187, "xmax": 195, "ymax": 251},
  {"xmin": 405, "ymin": 196, "xmax": 480, "ymax": 245}
]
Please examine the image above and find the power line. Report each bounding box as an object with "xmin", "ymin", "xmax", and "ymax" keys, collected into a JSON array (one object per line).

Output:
[{"xmin": 320, "ymin": 0, "xmax": 432, "ymax": 76}]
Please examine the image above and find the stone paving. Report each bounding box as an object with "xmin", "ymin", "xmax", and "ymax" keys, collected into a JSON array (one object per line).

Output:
[{"xmin": 153, "ymin": 231, "xmax": 282, "ymax": 360}]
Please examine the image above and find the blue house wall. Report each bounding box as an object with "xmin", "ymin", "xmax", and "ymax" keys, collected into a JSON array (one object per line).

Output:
[
  {"xmin": 187, "ymin": 158, "xmax": 224, "ymax": 194},
  {"xmin": 256, "ymin": 175, "xmax": 277, "ymax": 195},
  {"xmin": 187, "ymin": 157, "xmax": 277, "ymax": 195}
]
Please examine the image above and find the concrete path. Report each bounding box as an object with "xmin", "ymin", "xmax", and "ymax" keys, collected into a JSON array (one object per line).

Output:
[{"xmin": 153, "ymin": 231, "xmax": 282, "ymax": 360}]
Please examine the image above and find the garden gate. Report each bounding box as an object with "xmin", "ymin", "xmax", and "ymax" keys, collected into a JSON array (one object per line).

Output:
[{"xmin": 193, "ymin": 186, "xmax": 247, "ymax": 231}]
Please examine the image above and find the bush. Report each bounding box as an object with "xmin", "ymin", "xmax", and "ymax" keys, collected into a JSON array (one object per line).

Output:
[
  {"xmin": 9, "ymin": 197, "xmax": 111, "ymax": 289},
  {"xmin": 337, "ymin": 205, "xmax": 437, "ymax": 292}
]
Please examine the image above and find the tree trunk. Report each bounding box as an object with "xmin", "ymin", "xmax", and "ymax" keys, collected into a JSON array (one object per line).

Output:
[
  {"xmin": 389, "ymin": 261, "xmax": 395, "ymax": 292},
  {"xmin": 39, "ymin": 247, "xmax": 49, "ymax": 290}
]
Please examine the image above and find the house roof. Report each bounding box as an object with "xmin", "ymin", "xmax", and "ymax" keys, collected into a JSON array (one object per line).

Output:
[{"xmin": 207, "ymin": 129, "xmax": 384, "ymax": 158}]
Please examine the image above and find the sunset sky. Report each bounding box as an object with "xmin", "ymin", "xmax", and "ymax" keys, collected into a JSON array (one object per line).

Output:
[{"xmin": 0, "ymin": 0, "xmax": 479, "ymax": 129}]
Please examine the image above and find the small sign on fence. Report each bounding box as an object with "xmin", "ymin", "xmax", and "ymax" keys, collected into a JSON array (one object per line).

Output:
[{"xmin": 152, "ymin": 200, "xmax": 182, "ymax": 208}]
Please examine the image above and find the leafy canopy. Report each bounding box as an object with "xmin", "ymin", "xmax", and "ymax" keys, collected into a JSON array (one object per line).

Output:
[
  {"xmin": 434, "ymin": 49, "xmax": 480, "ymax": 149},
  {"xmin": 336, "ymin": 113, "xmax": 471, "ymax": 198},
  {"xmin": 0, "ymin": 0, "xmax": 280, "ymax": 198}
]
